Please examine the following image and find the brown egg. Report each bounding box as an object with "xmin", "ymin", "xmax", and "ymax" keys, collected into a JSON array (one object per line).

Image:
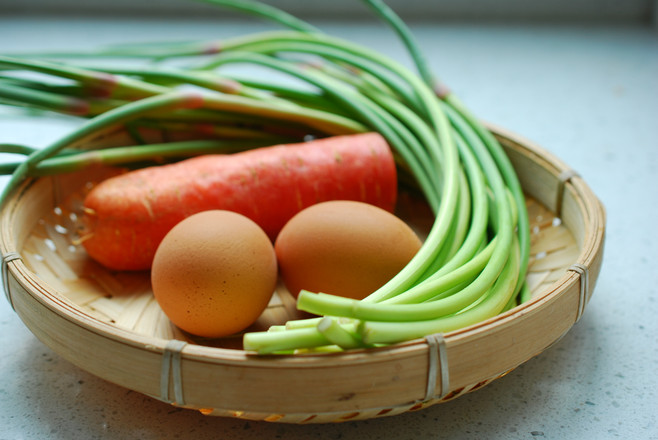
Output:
[
  {"xmin": 151, "ymin": 210, "xmax": 277, "ymax": 338},
  {"xmin": 275, "ymin": 200, "xmax": 422, "ymax": 300}
]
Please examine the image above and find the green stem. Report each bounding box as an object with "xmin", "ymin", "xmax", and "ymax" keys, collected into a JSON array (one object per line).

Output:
[
  {"xmin": 242, "ymin": 326, "xmax": 330, "ymax": 354},
  {"xmin": 361, "ymin": 0, "xmax": 434, "ymax": 86},
  {"xmin": 359, "ymin": 236, "xmax": 521, "ymax": 345},
  {"xmin": 445, "ymin": 94, "xmax": 530, "ymax": 295},
  {"xmin": 316, "ymin": 317, "xmax": 364, "ymax": 349},
  {"xmin": 0, "ymin": 55, "xmax": 165, "ymax": 99},
  {"xmin": 382, "ymin": 238, "xmax": 497, "ymax": 305},
  {"xmin": 0, "ymin": 143, "xmax": 38, "ymax": 156},
  {"xmin": 199, "ymin": 38, "xmax": 424, "ymax": 115},
  {"xmin": 296, "ymin": 241, "xmax": 500, "ymax": 322},
  {"xmin": 200, "ymin": 78, "xmax": 367, "ymax": 135},
  {"xmin": 0, "ymin": 91, "xmax": 203, "ymax": 205},
  {"xmin": 194, "ymin": 0, "xmax": 320, "ymax": 34},
  {"xmin": 0, "ymin": 82, "xmax": 90, "ymax": 115},
  {"xmin": 421, "ymin": 132, "xmax": 489, "ymax": 277},
  {"xmin": 1, "ymin": 139, "xmax": 281, "ymax": 176}
]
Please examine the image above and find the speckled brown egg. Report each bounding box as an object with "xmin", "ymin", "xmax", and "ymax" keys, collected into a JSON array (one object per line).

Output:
[
  {"xmin": 151, "ymin": 210, "xmax": 277, "ymax": 338},
  {"xmin": 274, "ymin": 200, "xmax": 422, "ymax": 300}
]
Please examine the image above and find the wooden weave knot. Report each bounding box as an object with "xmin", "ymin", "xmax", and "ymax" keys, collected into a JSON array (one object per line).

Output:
[
  {"xmin": 160, "ymin": 339, "xmax": 188, "ymax": 405},
  {"xmin": 2, "ymin": 251, "xmax": 22, "ymax": 311},
  {"xmin": 424, "ymin": 333, "xmax": 449, "ymax": 401},
  {"xmin": 568, "ymin": 263, "xmax": 589, "ymax": 323}
]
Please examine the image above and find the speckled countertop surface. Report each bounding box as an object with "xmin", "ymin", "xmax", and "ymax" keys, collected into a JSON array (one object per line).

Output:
[{"xmin": 0, "ymin": 15, "xmax": 656, "ymax": 440}]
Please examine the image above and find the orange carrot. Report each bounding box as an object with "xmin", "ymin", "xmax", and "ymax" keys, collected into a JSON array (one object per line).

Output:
[{"xmin": 81, "ymin": 132, "xmax": 397, "ymax": 271}]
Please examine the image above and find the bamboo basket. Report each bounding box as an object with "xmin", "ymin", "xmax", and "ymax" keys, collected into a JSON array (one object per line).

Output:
[{"xmin": 0, "ymin": 125, "xmax": 605, "ymax": 423}]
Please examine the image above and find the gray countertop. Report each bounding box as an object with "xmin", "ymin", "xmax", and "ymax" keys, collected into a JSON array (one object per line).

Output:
[{"xmin": 0, "ymin": 14, "xmax": 656, "ymax": 440}]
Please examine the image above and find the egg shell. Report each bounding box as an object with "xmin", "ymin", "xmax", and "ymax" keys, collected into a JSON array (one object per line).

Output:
[
  {"xmin": 274, "ymin": 200, "xmax": 422, "ymax": 300},
  {"xmin": 151, "ymin": 210, "xmax": 277, "ymax": 338}
]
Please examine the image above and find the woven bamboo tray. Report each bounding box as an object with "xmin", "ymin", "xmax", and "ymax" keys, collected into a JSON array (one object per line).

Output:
[{"xmin": 0, "ymin": 125, "xmax": 605, "ymax": 423}]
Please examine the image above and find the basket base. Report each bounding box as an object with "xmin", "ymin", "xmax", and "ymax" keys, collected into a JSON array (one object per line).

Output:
[{"xmin": 20, "ymin": 173, "xmax": 576, "ymax": 351}]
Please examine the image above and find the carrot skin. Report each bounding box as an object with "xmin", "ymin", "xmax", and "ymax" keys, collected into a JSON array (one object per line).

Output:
[{"xmin": 82, "ymin": 132, "xmax": 397, "ymax": 271}]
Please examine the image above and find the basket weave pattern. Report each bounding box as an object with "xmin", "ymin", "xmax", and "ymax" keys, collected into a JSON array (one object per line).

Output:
[{"xmin": 0, "ymin": 129, "xmax": 605, "ymax": 423}]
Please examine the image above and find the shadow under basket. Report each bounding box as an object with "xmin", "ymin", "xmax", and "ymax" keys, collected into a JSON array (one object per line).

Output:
[{"xmin": 0, "ymin": 125, "xmax": 605, "ymax": 424}]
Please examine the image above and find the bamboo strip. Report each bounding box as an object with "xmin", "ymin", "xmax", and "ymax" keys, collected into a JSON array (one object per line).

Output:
[
  {"xmin": 79, "ymin": 305, "xmax": 115, "ymax": 323},
  {"xmin": 88, "ymin": 296, "xmax": 126, "ymax": 321},
  {"xmin": 27, "ymin": 236, "xmax": 79, "ymax": 281},
  {"xmin": 114, "ymin": 293, "xmax": 154, "ymax": 331},
  {"xmin": 135, "ymin": 297, "xmax": 169, "ymax": 336},
  {"xmin": 20, "ymin": 250, "xmax": 71, "ymax": 294},
  {"xmin": 529, "ymin": 246, "xmax": 581, "ymax": 272},
  {"xmin": 63, "ymin": 278, "xmax": 108, "ymax": 306},
  {"xmin": 524, "ymin": 271, "xmax": 550, "ymax": 293},
  {"xmin": 531, "ymin": 225, "xmax": 573, "ymax": 253}
]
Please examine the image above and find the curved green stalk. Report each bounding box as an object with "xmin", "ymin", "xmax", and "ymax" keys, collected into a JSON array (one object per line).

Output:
[
  {"xmin": 0, "ymin": 55, "xmax": 165, "ymax": 99},
  {"xmin": 361, "ymin": 0, "xmax": 434, "ymax": 86},
  {"xmin": 296, "ymin": 245, "xmax": 504, "ymax": 323},
  {"xmin": 316, "ymin": 317, "xmax": 364, "ymax": 349},
  {"xmin": 242, "ymin": 326, "xmax": 331, "ymax": 354},
  {"xmin": 194, "ymin": 0, "xmax": 320, "ymax": 34},
  {"xmin": 362, "ymin": 0, "xmax": 528, "ymax": 301},
  {"xmin": 359, "ymin": 236, "xmax": 521, "ymax": 345},
  {"xmin": 0, "ymin": 143, "xmax": 38, "ymax": 156},
  {"xmin": 0, "ymin": 92, "xmax": 199, "ymax": 205},
  {"xmin": 0, "ymin": 82, "xmax": 90, "ymax": 115},
  {"xmin": 0, "ymin": 139, "xmax": 285, "ymax": 176},
  {"xmin": 444, "ymin": 95, "xmax": 530, "ymax": 295},
  {"xmin": 418, "ymin": 132, "xmax": 489, "ymax": 278},
  {"xmin": 198, "ymin": 38, "xmax": 425, "ymax": 116},
  {"xmin": 201, "ymin": 83, "xmax": 367, "ymax": 135}
]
